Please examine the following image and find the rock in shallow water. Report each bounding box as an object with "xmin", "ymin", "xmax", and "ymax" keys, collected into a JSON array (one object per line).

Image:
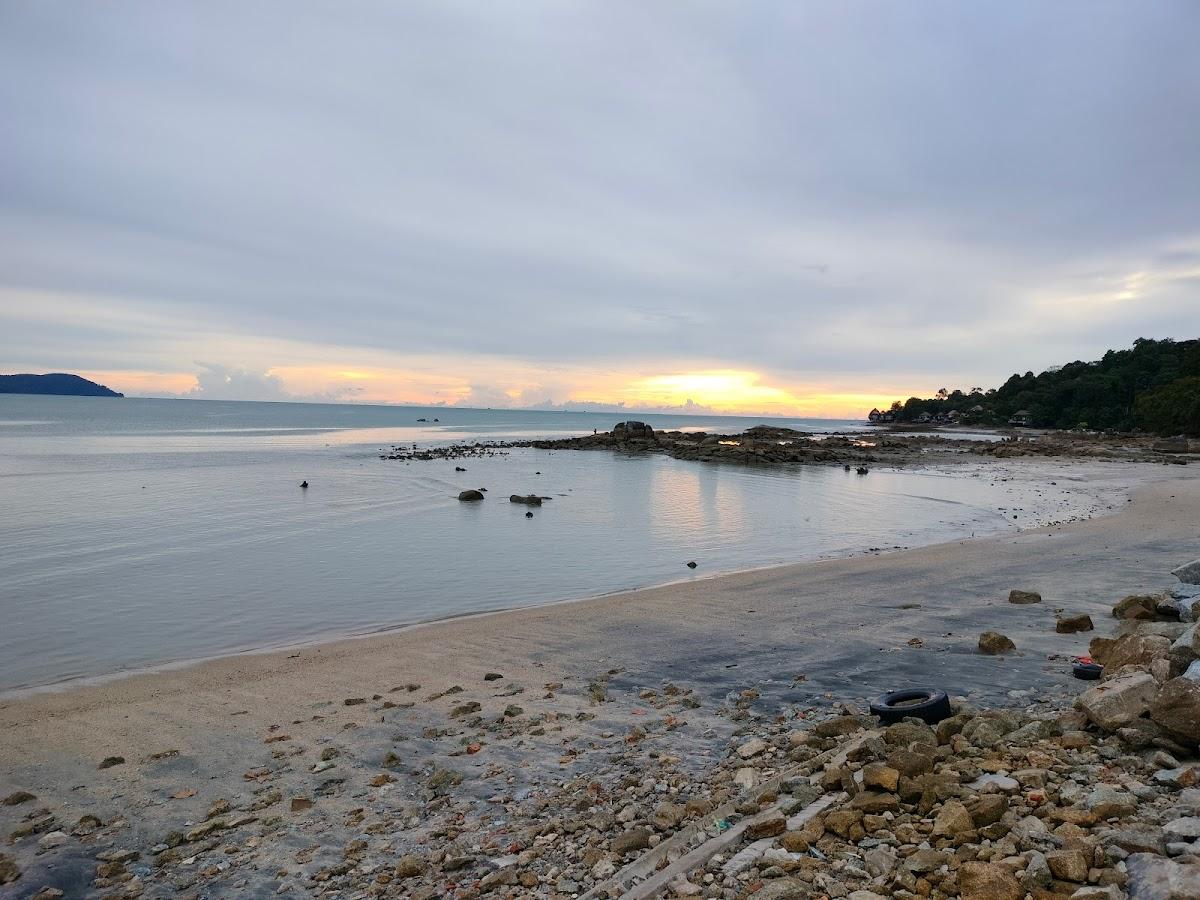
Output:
[
  {"xmin": 978, "ymin": 631, "xmax": 1016, "ymax": 654},
  {"xmin": 1008, "ymin": 589, "xmax": 1042, "ymax": 605},
  {"xmin": 1057, "ymin": 613, "xmax": 1095, "ymax": 633}
]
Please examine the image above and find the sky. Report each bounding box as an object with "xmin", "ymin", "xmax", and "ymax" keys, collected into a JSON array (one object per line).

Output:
[{"xmin": 1, "ymin": 2, "xmax": 1198, "ymax": 417}]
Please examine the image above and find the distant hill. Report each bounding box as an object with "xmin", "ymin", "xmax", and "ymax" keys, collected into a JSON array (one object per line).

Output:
[
  {"xmin": 0, "ymin": 373, "xmax": 124, "ymax": 398},
  {"xmin": 876, "ymin": 337, "xmax": 1199, "ymax": 436}
]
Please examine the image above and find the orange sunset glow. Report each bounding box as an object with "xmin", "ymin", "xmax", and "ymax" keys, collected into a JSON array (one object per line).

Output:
[{"xmin": 73, "ymin": 363, "xmax": 910, "ymax": 418}]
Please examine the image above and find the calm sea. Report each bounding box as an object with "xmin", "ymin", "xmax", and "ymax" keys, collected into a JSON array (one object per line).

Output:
[{"xmin": 0, "ymin": 395, "xmax": 1115, "ymax": 693}]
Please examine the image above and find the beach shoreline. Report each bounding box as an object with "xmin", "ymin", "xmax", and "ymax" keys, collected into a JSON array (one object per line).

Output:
[
  {"xmin": 1, "ymin": 462, "xmax": 1193, "ymax": 722},
  {"xmin": 0, "ymin": 455, "xmax": 1142, "ymax": 701},
  {"xmin": 1, "ymin": 464, "xmax": 1197, "ymax": 897}
]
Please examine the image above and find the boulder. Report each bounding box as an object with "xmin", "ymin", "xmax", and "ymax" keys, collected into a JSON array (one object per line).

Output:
[
  {"xmin": 1172, "ymin": 559, "xmax": 1200, "ymax": 584},
  {"xmin": 1056, "ymin": 614, "xmax": 1095, "ymax": 634},
  {"xmin": 850, "ymin": 791, "xmax": 900, "ymax": 814},
  {"xmin": 737, "ymin": 737, "xmax": 767, "ymax": 759},
  {"xmin": 1163, "ymin": 817, "xmax": 1200, "ymax": 842},
  {"xmin": 969, "ymin": 794, "xmax": 1010, "ymax": 827},
  {"xmin": 1150, "ymin": 677, "xmax": 1200, "ymax": 744},
  {"xmin": 861, "ymin": 762, "xmax": 900, "ymax": 792},
  {"xmin": 1125, "ymin": 852, "xmax": 1200, "ymax": 899},
  {"xmin": 1086, "ymin": 785, "xmax": 1137, "ymax": 819},
  {"xmin": 1094, "ymin": 632, "xmax": 1171, "ymax": 670},
  {"xmin": 933, "ymin": 799, "xmax": 974, "ymax": 836},
  {"xmin": 745, "ymin": 810, "xmax": 787, "ymax": 839},
  {"xmin": 1076, "ymin": 671, "xmax": 1157, "ymax": 730},
  {"xmin": 1009, "ymin": 590, "xmax": 1043, "ymax": 605},
  {"xmin": 1170, "ymin": 624, "xmax": 1200, "ymax": 671},
  {"xmin": 958, "ymin": 861, "xmax": 1023, "ymax": 900},
  {"xmin": 979, "ymin": 631, "xmax": 1016, "ymax": 655},
  {"xmin": 1113, "ymin": 594, "xmax": 1161, "ymax": 620},
  {"xmin": 1118, "ymin": 620, "xmax": 1189, "ymax": 640},
  {"xmin": 457, "ymin": 490, "xmax": 485, "ymax": 501},
  {"xmin": 1046, "ymin": 849, "xmax": 1090, "ymax": 883}
]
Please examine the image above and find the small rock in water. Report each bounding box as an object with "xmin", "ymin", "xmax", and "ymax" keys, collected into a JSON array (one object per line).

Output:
[
  {"xmin": 2, "ymin": 791, "xmax": 35, "ymax": 806},
  {"xmin": 509, "ymin": 494, "xmax": 544, "ymax": 506},
  {"xmin": 1056, "ymin": 613, "xmax": 1095, "ymax": 633},
  {"xmin": 0, "ymin": 853, "xmax": 20, "ymax": 885},
  {"xmin": 457, "ymin": 489, "xmax": 485, "ymax": 502},
  {"xmin": 686, "ymin": 560, "xmax": 698, "ymax": 569},
  {"xmin": 98, "ymin": 755, "xmax": 125, "ymax": 769},
  {"xmin": 978, "ymin": 631, "xmax": 1016, "ymax": 654},
  {"xmin": 1008, "ymin": 589, "xmax": 1042, "ymax": 604}
]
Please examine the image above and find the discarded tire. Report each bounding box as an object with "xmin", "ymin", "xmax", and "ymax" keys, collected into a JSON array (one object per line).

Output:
[
  {"xmin": 869, "ymin": 688, "xmax": 952, "ymax": 725},
  {"xmin": 1072, "ymin": 660, "xmax": 1103, "ymax": 680}
]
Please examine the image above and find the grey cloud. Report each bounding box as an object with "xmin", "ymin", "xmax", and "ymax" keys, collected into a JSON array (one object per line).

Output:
[{"xmin": 1, "ymin": 1, "xmax": 1198, "ymax": 396}]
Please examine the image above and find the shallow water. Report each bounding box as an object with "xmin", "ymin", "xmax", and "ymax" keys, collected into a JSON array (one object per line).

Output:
[{"xmin": 0, "ymin": 395, "xmax": 1119, "ymax": 692}]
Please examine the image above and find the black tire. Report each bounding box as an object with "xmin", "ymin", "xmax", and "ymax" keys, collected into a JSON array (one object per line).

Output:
[
  {"xmin": 870, "ymin": 688, "xmax": 952, "ymax": 725},
  {"xmin": 1072, "ymin": 661, "xmax": 1103, "ymax": 680}
]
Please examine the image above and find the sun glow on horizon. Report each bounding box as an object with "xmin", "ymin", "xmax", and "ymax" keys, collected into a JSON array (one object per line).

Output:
[{"xmin": 73, "ymin": 362, "xmax": 914, "ymax": 419}]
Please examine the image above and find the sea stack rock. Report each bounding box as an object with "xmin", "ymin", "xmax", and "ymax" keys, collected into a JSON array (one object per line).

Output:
[{"xmin": 612, "ymin": 421, "xmax": 655, "ymax": 442}]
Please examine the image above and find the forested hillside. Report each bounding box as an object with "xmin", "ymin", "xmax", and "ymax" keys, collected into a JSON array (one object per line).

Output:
[{"xmin": 884, "ymin": 338, "xmax": 1199, "ymax": 435}]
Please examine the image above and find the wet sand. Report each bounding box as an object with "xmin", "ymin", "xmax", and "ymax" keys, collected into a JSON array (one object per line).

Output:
[{"xmin": 0, "ymin": 464, "xmax": 1197, "ymax": 896}]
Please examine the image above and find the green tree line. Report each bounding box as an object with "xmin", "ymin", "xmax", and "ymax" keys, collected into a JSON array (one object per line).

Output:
[{"xmin": 886, "ymin": 338, "xmax": 1200, "ymax": 435}]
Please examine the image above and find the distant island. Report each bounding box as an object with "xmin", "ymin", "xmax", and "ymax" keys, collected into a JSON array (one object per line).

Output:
[
  {"xmin": 867, "ymin": 337, "xmax": 1199, "ymax": 436},
  {"xmin": 0, "ymin": 373, "xmax": 123, "ymax": 397}
]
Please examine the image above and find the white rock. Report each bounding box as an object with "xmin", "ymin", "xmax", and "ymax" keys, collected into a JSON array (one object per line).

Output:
[{"xmin": 969, "ymin": 773, "xmax": 1020, "ymax": 793}]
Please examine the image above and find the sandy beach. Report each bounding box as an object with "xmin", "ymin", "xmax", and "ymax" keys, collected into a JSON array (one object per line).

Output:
[{"xmin": 2, "ymin": 463, "xmax": 1198, "ymax": 898}]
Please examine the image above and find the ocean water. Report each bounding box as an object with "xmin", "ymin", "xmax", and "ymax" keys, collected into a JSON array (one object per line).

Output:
[{"xmin": 0, "ymin": 395, "xmax": 1117, "ymax": 693}]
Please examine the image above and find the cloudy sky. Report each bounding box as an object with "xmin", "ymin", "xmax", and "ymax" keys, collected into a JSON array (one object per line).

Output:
[{"xmin": 2, "ymin": 2, "xmax": 1197, "ymax": 415}]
